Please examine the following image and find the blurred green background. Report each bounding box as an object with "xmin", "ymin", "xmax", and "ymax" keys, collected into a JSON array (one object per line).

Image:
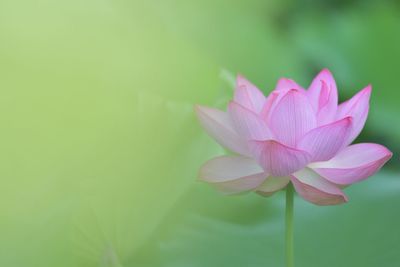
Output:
[{"xmin": 0, "ymin": 0, "xmax": 399, "ymax": 266}]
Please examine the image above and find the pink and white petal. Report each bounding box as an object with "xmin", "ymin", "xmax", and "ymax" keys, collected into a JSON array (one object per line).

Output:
[
  {"xmin": 307, "ymin": 69, "xmax": 338, "ymax": 113},
  {"xmin": 336, "ymin": 85, "xmax": 371, "ymax": 146},
  {"xmin": 309, "ymin": 143, "xmax": 392, "ymax": 185},
  {"xmin": 199, "ymin": 155, "xmax": 267, "ymax": 194},
  {"xmin": 249, "ymin": 140, "xmax": 311, "ymax": 177},
  {"xmin": 298, "ymin": 117, "xmax": 353, "ymax": 162},
  {"xmin": 256, "ymin": 176, "xmax": 290, "ymax": 193},
  {"xmin": 228, "ymin": 101, "xmax": 273, "ymax": 140},
  {"xmin": 275, "ymin": 78, "xmax": 304, "ymax": 92},
  {"xmin": 269, "ymin": 89, "xmax": 317, "ymax": 147},
  {"xmin": 234, "ymin": 75, "xmax": 266, "ymax": 113},
  {"xmin": 195, "ymin": 105, "xmax": 251, "ymax": 156},
  {"xmin": 291, "ymin": 168, "xmax": 348, "ymax": 206}
]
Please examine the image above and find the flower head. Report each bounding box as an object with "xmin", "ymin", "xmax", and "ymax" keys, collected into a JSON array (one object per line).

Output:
[{"xmin": 195, "ymin": 69, "xmax": 392, "ymax": 205}]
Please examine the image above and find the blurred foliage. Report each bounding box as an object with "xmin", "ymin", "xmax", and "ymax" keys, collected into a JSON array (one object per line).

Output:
[
  {"xmin": 130, "ymin": 172, "xmax": 400, "ymax": 267},
  {"xmin": 0, "ymin": 0, "xmax": 398, "ymax": 267}
]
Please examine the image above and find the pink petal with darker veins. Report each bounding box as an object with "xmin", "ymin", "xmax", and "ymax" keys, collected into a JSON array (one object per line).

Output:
[
  {"xmin": 263, "ymin": 78, "xmax": 305, "ymax": 121},
  {"xmin": 228, "ymin": 101, "xmax": 273, "ymax": 140},
  {"xmin": 234, "ymin": 75, "xmax": 266, "ymax": 114},
  {"xmin": 260, "ymin": 91, "xmax": 279, "ymax": 121},
  {"xmin": 298, "ymin": 117, "xmax": 353, "ymax": 162},
  {"xmin": 336, "ymin": 85, "xmax": 371, "ymax": 146},
  {"xmin": 307, "ymin": 69, "xmax": 338, "ymax": 117},
  {"xmin": 315, "ymin": 80, "xmax": 338, "ymax": 125},
  {"xmin": 195, "ymin": 105, "xmax": 251, "ymax": 156},
  {"xmin": 199, "ymin": 155, "xmax": 267, "ymax": 194},
  {"xmin": 269, "ymin": 89, "xmax": 316, "ymax": 147},
  {"xmin": 249, "ymin": 140, "xmax": 311, "ymax": 177},
  {"xmin": 291, "ymin": 168, "xmax": 348, "ymax": 206},
  {"xmin": 309, "ymin": 143, "xmax": 392, "ymax": 185},
  {"xmin": 256, "ymin": 175, "xmax": 290, "ymax": 194}
]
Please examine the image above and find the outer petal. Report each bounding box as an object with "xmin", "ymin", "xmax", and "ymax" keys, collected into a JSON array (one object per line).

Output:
[
  {"xmin": 291, "ymin": 168, "xmax": 348, "ymax": 206},
  {"xmin": 249, "ymin": 140, "xmax": 311, "ymax": 177},
  {"xmin": 336, "ymin": 85, "xmax": 371, "ymax": 146},
  {"xmin": 234, "ymin": 75, "xmax": 266, "ymax": 113},
  {"xmin": 309, "ymin": 143, "xmax": 392, "ymax": 185},
  {"xmin": 298, "ymin": 117, "xmax": 353, "ymax": 162},
  {"xmin": 269, "ymin": 89, "xmax": 317, "ymax": 147},
  {"xmin": 195, "ymin": 105, "xmax": 251, "ymax": 156},
  {"xmin": 256, "ymin": 176, "xmax": 290, "ymax": 194},
  {"xmin": 307, "ymin": 69, "xmax": 338, "ymax": 115},
  {"xmin": 199, "ymin": 155, "xmax": 267, "ymax": 194},
  {"xmin": 228, "ymin": 101, "xmax": 273, "ymax": 140}
]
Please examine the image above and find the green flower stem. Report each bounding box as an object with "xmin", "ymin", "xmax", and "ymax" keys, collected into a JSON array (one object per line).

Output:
[{"xmin": 285, "ymin": 183, "xmax": 294, "ymax": 267}]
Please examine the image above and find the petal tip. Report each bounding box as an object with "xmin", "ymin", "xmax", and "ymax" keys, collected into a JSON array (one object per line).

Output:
[
  {"xmin": 364, "ymin": 84, "xmax": 372, "ymax": 93},
  {"xmin": 228, "ymin": 100, "xmax": 258, "ymax": 115},
  {"xmin": 194, "ymin": 105, "xmax": 220, "ymax": 119},
  {"xmin": 383, "ymin": 148, "xmax": 393, "ymax": 161},
  {"xmin": 197, "ymin": 172, "xmax": 205, "ymax": 182},
  {"xmin": 197, "ymin": 171, "xmax": 208, "ymax": 183},
  {"xmin": 320, "ymin": 68, "xmax": 333, "ymax": 75},
  {"xmin": 194, "ymin": 104, "xmax": 206, "ymax": 113},
  {"xmin": 359, "ymin": 85, "xmax": 372, "ymax": 97},
  {"xmin": 343, "ymin": 194, "xmax": 349, "ymax": 203},
  {"xmin": 280, "ymin": 78, "xmax": 296, "ymax": 86},
  {"xmin": 194, "ymin": 105, "xmax": 206, "ymax": 118},
  {"xmin": 374, "ymin": 144, "xmax": 393, "ymax": 161},
  {"xmin": 316, "ymin": 68, "xmax": 335, "ymax": 81},
  {"xmin": 236, "ymin": 73, "xmax": 245, "ymax": 81},
  {"xmin": 236, "ymin": 74, "xmax": 253, "ymax": 88}
]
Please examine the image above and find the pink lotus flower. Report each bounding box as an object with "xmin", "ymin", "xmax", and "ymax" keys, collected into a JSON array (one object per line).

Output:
[{"xmin": 195, "ymin": 69, "xmax": 392, "ymax": 205}]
